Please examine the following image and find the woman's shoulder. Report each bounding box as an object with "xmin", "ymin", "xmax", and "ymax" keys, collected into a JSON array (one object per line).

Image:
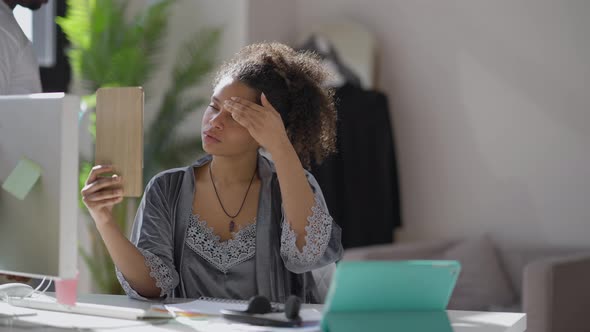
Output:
[
  {"xmin": 151, "ymin": 166, "xmax": 190, "ymax": 182},
  {"xmin": 145, "ymin": 165, "xmax": 194, "ymax": 196},
  {"xmin": 149, "ymin": 154, "xmax": 212, "ymax": 187}
]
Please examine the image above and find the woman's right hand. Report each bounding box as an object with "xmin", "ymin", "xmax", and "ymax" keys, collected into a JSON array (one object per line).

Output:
[{"xmin": 81, "ymin": 165, "xmax": 123, "ymax": 227}]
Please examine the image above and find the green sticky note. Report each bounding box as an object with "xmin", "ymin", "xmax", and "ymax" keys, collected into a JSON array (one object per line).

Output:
[{"xmin": 2, "ymin": 158, "xmax": 42, "ymax": 200}]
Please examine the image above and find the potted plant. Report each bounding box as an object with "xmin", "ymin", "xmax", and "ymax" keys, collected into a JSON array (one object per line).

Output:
[{"xmin": 57, "ymin": 0, "xmax": 221, "ymax": 294}]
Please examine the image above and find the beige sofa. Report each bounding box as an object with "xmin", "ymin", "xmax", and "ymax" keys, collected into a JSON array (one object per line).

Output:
[{"xmin": 342, "ymin": 235, "xmax": 590, "ymax": 332}]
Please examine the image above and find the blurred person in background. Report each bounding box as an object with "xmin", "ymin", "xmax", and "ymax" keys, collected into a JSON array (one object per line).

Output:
[{"xmin": 0, "ymin": 0, "xmax": 47, "ymax": 94}]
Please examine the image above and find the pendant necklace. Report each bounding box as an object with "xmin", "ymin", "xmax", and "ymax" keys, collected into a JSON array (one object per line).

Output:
[{"xmin": 209, "ymin": 162, "xmax": 257, "ymax": 232}]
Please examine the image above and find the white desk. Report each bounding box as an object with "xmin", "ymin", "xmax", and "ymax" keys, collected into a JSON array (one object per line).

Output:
[{"xmin": 0, "ymin": 294, "xmax": 526, "ymax": 331}]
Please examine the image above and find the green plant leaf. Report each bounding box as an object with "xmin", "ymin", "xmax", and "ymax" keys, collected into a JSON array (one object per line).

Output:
[
  {"xmin": 89, "ymin": 112, "xmax": 96, "ymax": 140},
  {"xmin": 159, "ymin": 136, "xmax": 205, "ymax": 167},
  {"xmin": 171, "ymin": 27, "xmax": 222, "ymax": 92},
  {"xmin": 138, "ymin": 0, "xmax": 172, "ymax": 67},
  {"xmin": 79, "ymin": 245, "xmax": 108, "ymax": 292},
  {"xmin": 56, "ymin": 0, "xmax": 92, "ymax": 49},
  {"xmin": 82, "ymin": 93, "xmax": 96, "ymax": 109},
  {"xmin": 78, "ymin": 161, "xmax": 93, "ymax": 209}
]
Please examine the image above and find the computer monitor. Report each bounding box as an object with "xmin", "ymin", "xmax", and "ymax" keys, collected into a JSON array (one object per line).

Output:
[{"xmin": 0, "ymin": 93, "xmax": 79, "ymax": 280}]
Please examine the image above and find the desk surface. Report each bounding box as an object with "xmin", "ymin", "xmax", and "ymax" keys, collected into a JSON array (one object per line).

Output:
[{"xmin": 0, "ymin": 293, "xmax": 526, "ymax": 332}]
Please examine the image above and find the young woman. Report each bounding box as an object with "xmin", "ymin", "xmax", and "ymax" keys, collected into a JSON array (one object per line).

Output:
[{"xmin": 81, "ymin": 42, "xmax": 343, "ymax": 303}]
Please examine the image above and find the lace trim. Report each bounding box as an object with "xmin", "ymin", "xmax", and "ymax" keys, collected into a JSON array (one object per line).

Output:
[
  {"xmin": 185, "ymin": 215, "xmax": 257, "ymax": 273},
  {"xmin": 140, "ymin": 249, "xmax": 176, "ymax": 297},
  {"xmin": 116, "ymin": 268, "xmax": 147, "ymax": 301},
  {"xmin": 280, "ymin": 196, "xmax": 333, "ymax": 266},
  {"xmin": 115, "ymin": 249, "xmax": 176, "ymax": 299}
]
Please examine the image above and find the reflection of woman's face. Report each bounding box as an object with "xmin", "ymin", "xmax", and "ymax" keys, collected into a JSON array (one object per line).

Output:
[{"xmin": 201, "ymin": 77, "xmax": 260, "ymax": 156}]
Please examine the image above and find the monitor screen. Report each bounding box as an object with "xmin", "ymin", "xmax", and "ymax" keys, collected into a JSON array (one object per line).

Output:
[{"xmin": 0, "ymin": 93, "xmax": 78, "ymax": 280}]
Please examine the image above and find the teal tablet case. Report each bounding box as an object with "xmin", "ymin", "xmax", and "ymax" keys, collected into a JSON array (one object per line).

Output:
[
  {"xmin": 321, "ymin": 260, "xmax": 461, "ymax": 332},
  {"xmin": 322, "ymin": 311, "xmax": 452, "ymax": 332}
]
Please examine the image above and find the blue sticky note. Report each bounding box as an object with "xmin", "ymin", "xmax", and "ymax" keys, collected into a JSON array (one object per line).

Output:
[{"xmin": 2, "ymin": 158, "xmax": 42, "ymax": 200}]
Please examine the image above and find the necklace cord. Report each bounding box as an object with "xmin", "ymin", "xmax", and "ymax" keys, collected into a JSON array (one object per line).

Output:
[{"xmin": 209, "ymin": 162, "xmax": 257, "ymax": 219}]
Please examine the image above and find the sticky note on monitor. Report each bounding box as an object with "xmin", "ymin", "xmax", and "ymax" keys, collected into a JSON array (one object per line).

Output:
[{"xmin": 1, "ymin": 158, "xmax": 42, "ymax": 200}]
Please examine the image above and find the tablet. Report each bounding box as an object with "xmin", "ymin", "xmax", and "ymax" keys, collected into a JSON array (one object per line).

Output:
[
  {"xmin": 95, "ymin": 87, "xmax": 144, "ymax": 197},
  {"xmin": 323, "ymin": 260, "xmax": 461, "ymax": 312}
]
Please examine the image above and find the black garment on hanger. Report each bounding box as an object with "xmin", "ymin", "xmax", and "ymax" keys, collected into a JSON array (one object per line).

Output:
[{"xmin": 310, "ymin": 83, "xmax": 402, "ymax": 249}]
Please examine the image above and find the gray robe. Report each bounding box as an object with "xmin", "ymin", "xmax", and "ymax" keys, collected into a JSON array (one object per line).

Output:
[{"xmin": 117, "ymin": 153, "xmax": 343, "ymax": 303}]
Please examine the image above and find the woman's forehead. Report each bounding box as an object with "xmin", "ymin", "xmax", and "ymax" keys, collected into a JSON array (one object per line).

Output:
[{"xmin": 212, "ymin": 77, "xmax": 258, "ymax": 102}]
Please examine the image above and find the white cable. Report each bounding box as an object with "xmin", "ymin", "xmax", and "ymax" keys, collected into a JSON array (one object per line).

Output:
[
  {"xmin": 29, "ymin": 278, "xmax": 56, "ymax": 303},
  {"xmin": 39, "ymin": 279, "xmax": 52, "ymax": 294},
  {"xmin": 27, "ymin": 277, "xmax": 47, "ymax": 298}
]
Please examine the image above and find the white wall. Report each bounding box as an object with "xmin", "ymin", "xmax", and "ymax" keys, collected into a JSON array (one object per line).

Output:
[
  {"xmin": 246, "ymin": 0, "xmax": 296, "ymax": 44},
  {"xmin": 287, "ymin": 0, "xmax": 590, "ymax": 248}
]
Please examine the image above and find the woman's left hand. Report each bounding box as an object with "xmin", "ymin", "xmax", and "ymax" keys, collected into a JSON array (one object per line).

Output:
[{"xmin": 224, "ymin": 93, "xmax": 291, "ymax": 153}]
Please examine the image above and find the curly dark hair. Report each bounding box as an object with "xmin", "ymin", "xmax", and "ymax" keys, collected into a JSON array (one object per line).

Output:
[{"xmin": 213, "ymin": 42, "xmax": 337, "ymax": 169}]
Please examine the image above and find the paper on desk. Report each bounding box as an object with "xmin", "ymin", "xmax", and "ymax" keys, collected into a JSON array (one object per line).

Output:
[
  {"xmin": 152, "ymin": 299, "xmax": 249, "ymax": 317},
  {"xmin": 154, "ymin": 299, "xmax": 322, "ymax": 322},
  {"xmin": 175, "ymin": 314, "xmax": 322, "ymax": 332},
  {"xmin": 1, "ymin": 158, "xmax": 42, "ymax": 200}
]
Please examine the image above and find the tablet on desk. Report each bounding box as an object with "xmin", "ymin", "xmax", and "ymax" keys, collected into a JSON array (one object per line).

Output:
[
  {"xmin": 321, "ymin": 260, "xmax": 460, "ymax": 332},
  {"xmin": 324, "ymin": 260, "xmax": 461, "ymax": 312}
]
